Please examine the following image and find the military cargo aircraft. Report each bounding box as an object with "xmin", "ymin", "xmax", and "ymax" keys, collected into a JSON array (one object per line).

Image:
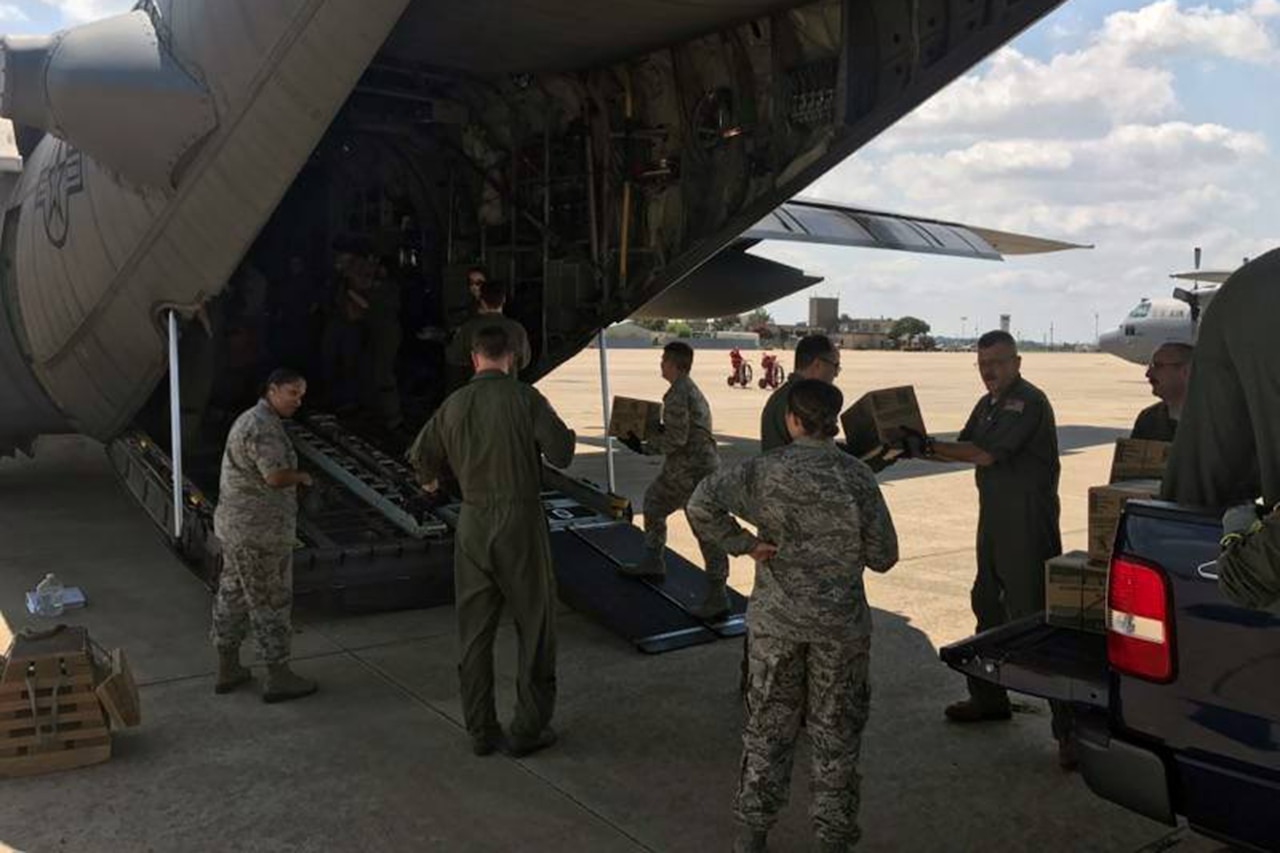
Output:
[
  {"xmin": 1098, "ymin": 250, "xmax": 1238, "ymax": 366},
  {"xmin": 0, "ymin": 0, "xmax": 1077, "ymax": 650}
]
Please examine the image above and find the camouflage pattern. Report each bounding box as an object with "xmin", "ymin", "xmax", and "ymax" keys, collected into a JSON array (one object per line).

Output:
[
  {"xmin": 687, "ymin": 437, "xmax": 899, "ymax": 642},
  {"xmin": 688, "ymin": 437, "xmax": 893, "ymax": 842},
  {"xmin": 641, "ymin": 373, "xmax": 725, "ymax": 577},
  {"xmin": 1219, "ymin": 512, "xmax": 1280, "ymax": 610},
  {"xmin": 213, "ymin": 399, "xmax": 298, "ymax": 549},
  {"xmin": 407, "ymin": 370, "xmax": 575, "ymax": 742},
  {"xmin": 759, "ymin": 375, "xmax": 796, "ymax": 453},
  {"xmin": 737, "ymin": 634, "xmax": 872, "ymax": 844},
  {"xmin": 211, "ymin": 544, "xmax": 294, "ymax": 664},
  {"xmin": 446, "ymin": 312, "xmax": 532, "ymax": 374}
]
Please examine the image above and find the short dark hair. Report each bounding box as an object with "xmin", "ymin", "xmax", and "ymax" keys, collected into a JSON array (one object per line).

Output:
[
  {"xmin": 787, "ymin": 379, "xmax": 843, "ymax": 439},
  {"xmin": 977, "ymin": 330, "xmax": 1016, "ymax": 351},
  {"xmin": 466, "ymin": 265, "xmax": 487, "ymax": 279},
  {"xmin": 1155, "ymin": 342, "xmax": 1194, "ymax": 364},
  {"xmin": 472, "ymin": 324, "xmax": 513, "ymax": 359},
  {"xmin": 264, "ymin": 367, "xmax": 305, "ymax": 394},
  {"xmin": 663, "ymin": 341, "xmax": 694, "ymax": 372},
  {"xmin": 479, "ymin": 279, "xmax": 508, "ymax": 308},
  {"xmin": 794, "ymin": 334, "xmax": 836, "ymax": 371}
]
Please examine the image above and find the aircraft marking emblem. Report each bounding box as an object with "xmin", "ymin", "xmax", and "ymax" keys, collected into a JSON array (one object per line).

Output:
[{"xmin": 35, "ymin": 143, "xmax": 85, "ymax": 248}]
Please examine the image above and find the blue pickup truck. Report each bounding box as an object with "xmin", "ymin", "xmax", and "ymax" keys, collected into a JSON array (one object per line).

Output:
[{"xmin": 941, "ymin": 500, "xmax": 1280, "ymax": 851}]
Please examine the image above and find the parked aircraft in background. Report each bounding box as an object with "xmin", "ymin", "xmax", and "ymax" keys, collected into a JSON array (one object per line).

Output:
[{"xmin": 1098, "ymin": 250, "xmax": 1239, "ymax": 366}]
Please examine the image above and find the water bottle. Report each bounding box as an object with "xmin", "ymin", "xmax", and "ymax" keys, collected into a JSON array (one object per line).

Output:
[{"xmin": 34, "ymin": 573, "xmax": 64, "ymax": 617}]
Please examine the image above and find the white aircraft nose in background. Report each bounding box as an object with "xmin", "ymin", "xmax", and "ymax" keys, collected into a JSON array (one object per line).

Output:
[{"xmin": 1097, "ymin": 266, "xmax": 1236, "ymax": 366}]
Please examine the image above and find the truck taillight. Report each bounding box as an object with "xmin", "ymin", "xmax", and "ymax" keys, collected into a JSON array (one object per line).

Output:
[{"xmin": 1107, "ymin": 555, "xmax": 1175, "ymax": 682}]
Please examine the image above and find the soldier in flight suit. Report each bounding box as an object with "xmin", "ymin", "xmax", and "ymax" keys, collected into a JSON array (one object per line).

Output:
[
  {"xmin": 407, "ymin": 325, "xmax": 576, "ymax": 757},
  {"xmin": 447, "ymin": 279, "xmax": 532, "ymax": 378},
  {"xmin": 921, "ymin": 331, "xmax": 1074, "ymax": 766},
  {"xmin": 618, "ymin": 342, "xmax": 731, "ymax": 620},
  {"xmin": 760, "ymin": 334, "xmax": 841, "ymax": 452},
  {"xmin": 1163, "ymin": 249, "xmax": 1280, "ymax": 509},
  {"xmin": 1132, "ymin": 342, "xmax": 1192, "ymax": 441},
  {"xmin": 211, "ymin": 368, "xmax": 318, "ymax": 703},
  {"xmin": 688, "ymin": 379, "xmax": 899, "ymax": 853}
]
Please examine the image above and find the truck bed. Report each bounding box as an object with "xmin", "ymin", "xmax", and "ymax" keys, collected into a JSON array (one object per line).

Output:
[{"xmin": 939, "ymin": 614, "xmax": 1109, "ymax": 709}]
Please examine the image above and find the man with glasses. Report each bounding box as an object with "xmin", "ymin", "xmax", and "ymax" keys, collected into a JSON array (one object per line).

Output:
[
  {"xmin": 760, "ymin": 335, "xmax": 841, "ymax": 452},
  {"xmin": 1133, "ymin": 343, "xmax": 1193, "ymax": 441},
  {"xmin": 910, "ymin": 331, "xmax": 1073, "ymax": 766}
]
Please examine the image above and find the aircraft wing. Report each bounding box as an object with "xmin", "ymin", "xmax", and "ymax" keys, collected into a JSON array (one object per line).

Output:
[
  {"xmin": 1170, "ymin": 270, "xmax": 1235, "ymax": 284},
  {"xmin": 634, "ymin": 199, "xmax": 1089, "ymax": 319},
  {"xmin": 743, "ymin": 198, "xmax": 1091, "ymax": 260}
]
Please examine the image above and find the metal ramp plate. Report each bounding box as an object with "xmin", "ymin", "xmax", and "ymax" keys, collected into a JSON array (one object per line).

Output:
[
  {"xmin": 571, "ymin": 524, "xmax": 748, "ymax": 638},
  {"xmin": 549, "ymin": 530, "xmax": 714, "ymax": 654}
]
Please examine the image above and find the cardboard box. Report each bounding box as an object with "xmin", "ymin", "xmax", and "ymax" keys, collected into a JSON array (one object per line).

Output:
[
  {"xmin": 1110, "ymin": 438, "xmax": 1171, "ymax": 483},
  {"xmin": 840, "ymin": 386, "xmax": 927, "ymax": 458},
  {"xmin": 608, "ymin": 396, "xmax": 662, "ymax": 441},
  {"xmin": 1087, "ymin": 479, "xmax": 1161, "ymax": 564},
  {"xmin": 1045, "ymin": 550, "xmax": 1108, "ymax": 634}
]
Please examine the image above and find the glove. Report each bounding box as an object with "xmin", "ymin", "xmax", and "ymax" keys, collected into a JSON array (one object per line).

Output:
[
  {"xmin": 620, "ymin": 432, "xmax": 644, "ymax": 455},
  {"xmin": 897, "ymin": 426, "xmax": 934, "ymax": 459},
  {"xmin": 1221, "ymin": 502, "xmax": 1264, "ymax": 549}
]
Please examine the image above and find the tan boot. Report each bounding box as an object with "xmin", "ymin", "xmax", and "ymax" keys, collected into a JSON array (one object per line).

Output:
[
  {"xmin": 214, "ymin": 646, "xmax": 252, "ymax": 695},
  {"xmin": 690, "ymin": 578, "xmax": 730, "ymax": 621},
  {"xmin": 263, "ymin": 663, "xmax": 317, "ymax": 703}
]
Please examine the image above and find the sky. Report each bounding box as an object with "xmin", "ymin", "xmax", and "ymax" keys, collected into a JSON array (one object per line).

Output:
[{"xmin": 4, "ymin": 1, "xmax": 1278, "ymax": 343}]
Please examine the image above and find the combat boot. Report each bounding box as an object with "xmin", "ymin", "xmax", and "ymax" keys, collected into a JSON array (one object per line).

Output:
[
  {"xmin": 731, "ymin": 827, "xmax": 768, "ymax": 853},
  {"xmin": 214, "ymin": 646, "xmax": 252, "ymax": 695},
  {"xmin": 506, "ymin": 726, "xmax": 557, "ymax": 758},
  {"xmin": 690, "ymin": 578, "xmax": 730, "ymax": 621},
  {"xmin": 263, "ymin": 663, "xmax": 318, "ymax": 703},
  {"xmin": 618, "ymin": 547, "xmax": 666, "ymax": 579}
]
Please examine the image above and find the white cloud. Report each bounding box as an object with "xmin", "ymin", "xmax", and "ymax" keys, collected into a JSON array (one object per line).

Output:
[
  {"xmin": 39, "ymin": 0, "xmax": 133, "ymax": 26},
  {"xmin": 0, "ymin": 4, "xmax": 29, "ymax": 21},
  {"xmin": 770, "ymin": 1, "xmax": 1280, "ymax": 342},
  {"xmin": 1102, "ymin": 0, "xmax": 1277, "ymax": 62}
]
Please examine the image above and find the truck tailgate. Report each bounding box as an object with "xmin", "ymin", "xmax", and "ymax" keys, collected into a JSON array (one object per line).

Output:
[{"xmin": 940, "ymin": 614, "xmax": 1108, "ymax": 709}]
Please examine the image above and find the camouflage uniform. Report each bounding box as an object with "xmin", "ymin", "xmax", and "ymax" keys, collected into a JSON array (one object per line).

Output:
[
  {"xmin": 211, "ymin": 400, "xmax": 299, "ymax": 664},
  {"xmin": 643, "ymin": 373, "xmax": 728, "ymax": 580},
  {"xmin": 687, "ymin": 438, "xmax": 899, "ymax": 846}
]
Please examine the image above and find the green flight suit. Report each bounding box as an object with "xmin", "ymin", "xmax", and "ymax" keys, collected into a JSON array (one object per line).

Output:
[
  {"xmin": 363, "ymin": 278, "xmax": 403, "ymax": 429},
  {"xmin": 1131, "ymin": 401, "xmax": 1177, "ymax": 442},
  {"xmin": 959, "ymin": 376, "xmax": 1065, "ymax": 728},
  {"xmin": 759, "ymin": 375, "xmax": 797, "ymax": 453},
  {"xmin": 1164, "ymin": 249, "xmax": 1280, "ymax": 508},
  {"xmin": 447, "ymin": 313, "xmax": 532, "ymax": 375},
  {"xmin": 407, "ymin": 371, "xmax": 576, "ymax": 742}
]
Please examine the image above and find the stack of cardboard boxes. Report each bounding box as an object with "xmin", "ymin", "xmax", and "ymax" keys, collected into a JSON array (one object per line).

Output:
[{"xmin": 1045, "ymin": 438, "xmax": 1169, "ymax": 634}]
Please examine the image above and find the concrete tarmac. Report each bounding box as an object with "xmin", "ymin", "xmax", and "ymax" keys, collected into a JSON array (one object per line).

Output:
[{"xmin": 0, "ymin": 351, "xmax": 1220, "ymax": 852}]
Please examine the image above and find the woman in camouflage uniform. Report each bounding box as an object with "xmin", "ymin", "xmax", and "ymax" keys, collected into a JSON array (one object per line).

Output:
[
  {"xmin": 688, "ymin": 379, "xmax": 899, "ymax": 853},
  {"xmin": 211, "ymin": 368, "xmax": 317, "ymax": 703}
]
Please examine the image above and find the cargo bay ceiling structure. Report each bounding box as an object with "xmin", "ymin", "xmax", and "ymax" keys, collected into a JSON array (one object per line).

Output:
[{"xmin": 0, "ymin": 0, "xmax": 1072, "ymax": 456}]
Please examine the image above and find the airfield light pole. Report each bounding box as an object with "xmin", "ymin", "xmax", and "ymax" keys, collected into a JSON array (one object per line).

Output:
[{"xmin": 167, "ymin": 310, "xmax": 184, "ymax": 540}]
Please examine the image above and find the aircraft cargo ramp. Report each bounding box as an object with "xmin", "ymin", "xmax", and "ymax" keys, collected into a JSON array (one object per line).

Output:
[{"xmin": 107, "ymin": 418, "xmax": 744, "ymax": 654}]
